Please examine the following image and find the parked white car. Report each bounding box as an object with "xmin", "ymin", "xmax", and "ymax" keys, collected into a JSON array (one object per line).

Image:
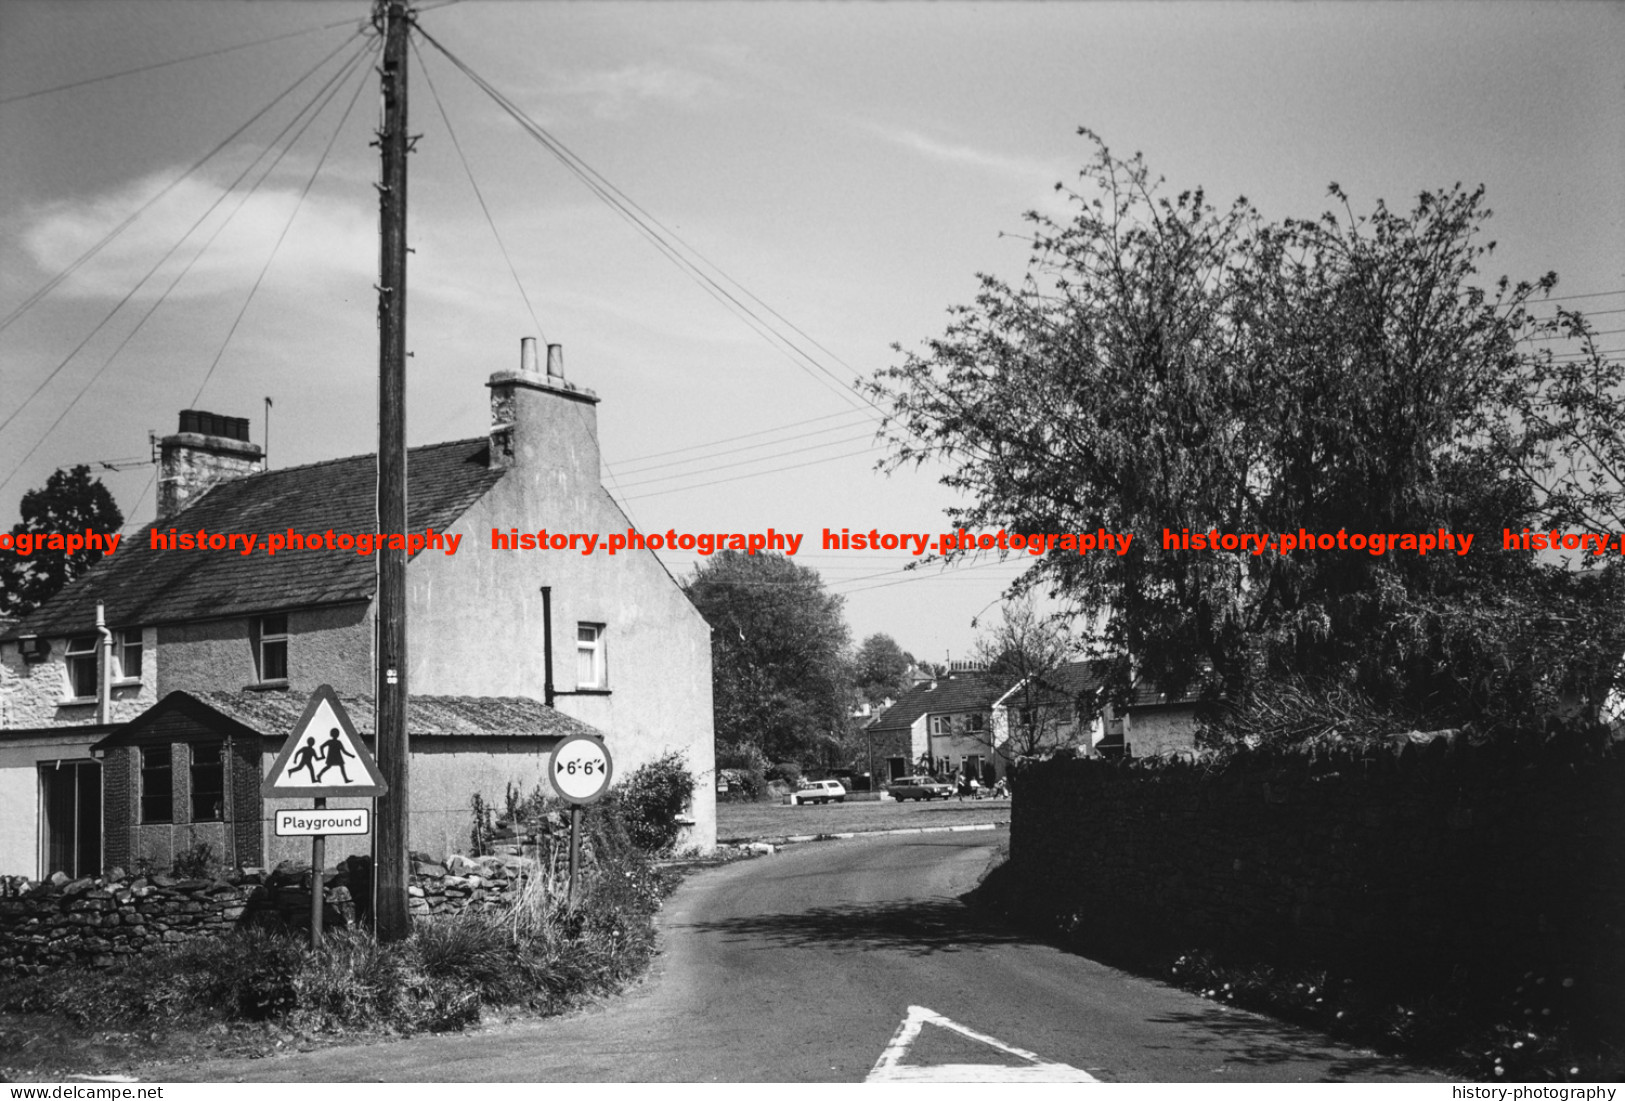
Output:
[{"xmin": 791, "ymin": 779, "xmax": 847, "ymax": 805}]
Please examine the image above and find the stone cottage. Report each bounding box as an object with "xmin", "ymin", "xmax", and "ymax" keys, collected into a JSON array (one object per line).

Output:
[{"xmin": 0, "ymin": 340, "xmax": 715, "ymax": 877}]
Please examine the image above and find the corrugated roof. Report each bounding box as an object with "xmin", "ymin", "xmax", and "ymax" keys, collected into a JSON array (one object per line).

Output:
[
  {"xmin": 94, "ymin": 689, "xmax": 604, "ymax": 749},
  {"xmin": 868, "ymin": 671, "xmax": 1022, "ymax": 733},
  {"xmin": 5, "ymin": 438, "xmax": 502, "ymax": 639}
]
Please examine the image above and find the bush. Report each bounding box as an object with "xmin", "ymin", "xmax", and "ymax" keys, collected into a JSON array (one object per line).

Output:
[
  {"xmin": 170, "ymin": 842, "xmax": 217, "ymax": 880},
  {"xmin": 607, "ymin": 752, "xmax": 696, "ymax": 854},
  {"xmin": 765, "ymin": 761, "xmax": 803, "ymax": 788}
]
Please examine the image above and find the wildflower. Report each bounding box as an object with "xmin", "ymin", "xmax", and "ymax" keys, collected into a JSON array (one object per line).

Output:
[
  {"xmin": 1513, "ymin": 1042, "xmax": 1524, "ymax": 1050},
  {"xmin": 1562, "ymin": 978, "xmax": 1575, "ymax": 989},
  {"xmin": 1542, "ymin": 1009, "xmax": 1551, "ymax": 1016},
  {"xmin": 1495, "ymin": 1068, "xmax": 1505, "ymax": 1078},
  {"xmin": 1571, "ymin": 1068, "xmax": 1581, "ymax": 1076},
  {"xmin": 1335, "ymin": 1011, "xmax": 1344, "ymax": 1019}
]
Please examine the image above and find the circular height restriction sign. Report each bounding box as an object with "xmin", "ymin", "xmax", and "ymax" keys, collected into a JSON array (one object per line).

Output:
[{"xmin": 549, "ymin": 734, "xmax": 613, "ymax": 805}]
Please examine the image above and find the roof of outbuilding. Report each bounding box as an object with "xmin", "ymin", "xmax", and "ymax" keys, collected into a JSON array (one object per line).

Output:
[
  {"xmin": 4, "ymin": 438, "xmax": 503, "ymax": 640},
  {"xmin": 92, "ymin": 689, "xmax": 604, "ymax": 750},
  {"xmin": 867, "ymin": 671, "xmax": 1023, "ymax": 733}
]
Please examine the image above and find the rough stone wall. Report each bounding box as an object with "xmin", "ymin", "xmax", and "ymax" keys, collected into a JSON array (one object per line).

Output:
[
  {"xmin": 0, "ymin": 851, "xmax": 533, "ymax": 975},
  {"xmin": 0, "ymin": 627, "xmax": 157, "ymax": 729},
  {"xmin": 1008, "ymin": 729, "xmax": 1625, "ymax": 986}
]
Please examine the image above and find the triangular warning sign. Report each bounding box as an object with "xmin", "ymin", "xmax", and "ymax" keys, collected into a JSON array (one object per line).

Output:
[
  {"xmin": 867, "ymin": 1006, "xmax": 1097, "ymax": 1083},
  {"xmin": 262, "ymin": 684, "xmax": 388, "ymax": 798}
]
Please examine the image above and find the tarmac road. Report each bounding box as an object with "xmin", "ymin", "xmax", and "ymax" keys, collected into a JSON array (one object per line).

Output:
[{"xmin": 164, "ymin": 831, "xmax": 1443, "ymax": 1082}]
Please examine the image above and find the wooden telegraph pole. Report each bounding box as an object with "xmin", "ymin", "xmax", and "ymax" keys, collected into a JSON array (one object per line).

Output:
[{"xmin": 373, "ymin": 0, "xmax": 412, "ymax": 942}]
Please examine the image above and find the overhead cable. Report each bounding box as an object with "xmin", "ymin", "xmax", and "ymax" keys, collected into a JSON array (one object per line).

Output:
[
  {"xmin": 0, "ymin": 41, "xmax": 375, "ymax": 497},
  {"xmin": 190, "ymin": 41, "xmax": 377, "ymax": 406},
  {"xmin": 0, "ymin": 16, "xmax": 359, "ymax": 106},
  {"xmin": 412, "ymin": 24, "xmax": 882, "ymax": 418}
]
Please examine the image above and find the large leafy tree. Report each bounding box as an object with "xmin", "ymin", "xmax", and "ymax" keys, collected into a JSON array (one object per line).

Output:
[
  {"xmin": 870, "ymin": 130, "xmax": 1623, "ymax": 737},
  {"xmin": 1, "ymin": 466, "xmax": 124, "ymax": 617},
  {"xmin": 853, "ymin": 632, "xmax": 915, "ymax": 710},
  {"xmin": 683, "ymin": 551, "xmax": 854, "ymax": 764}
]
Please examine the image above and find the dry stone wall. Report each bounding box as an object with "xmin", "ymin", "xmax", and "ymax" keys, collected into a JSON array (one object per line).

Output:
[{"xmin": 0, "ymin": 851, "xmax": 534, "ymax": 975}]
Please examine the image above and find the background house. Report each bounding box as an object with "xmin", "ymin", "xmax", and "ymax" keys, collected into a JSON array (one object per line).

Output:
[
  {"xmin": 0, "ymin": 339, "xmax": 715, "ymax": 877},
  {"xmin": 864, "ymin": 664, "xmax": 1021, "ymax": 786}
]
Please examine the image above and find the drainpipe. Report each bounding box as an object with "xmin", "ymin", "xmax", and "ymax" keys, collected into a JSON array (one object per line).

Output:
[
  {"xmin": 95, "ymin": 603, "xmax": 113, "ymax": 726},
  {"xmin": 541, "ymin": 586, "xmax": 555, "ymax": 707}
]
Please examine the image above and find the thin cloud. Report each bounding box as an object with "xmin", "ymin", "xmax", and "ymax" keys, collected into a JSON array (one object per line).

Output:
[
  {"xmin": 12, "ymin": 172, "xmax": 374, "ymax": 302},
  {"xmin": 544, "ymin": 62, "xmax": 724, "ymax": 121},
  {"xmin": 864, "ymin": 121, "xmax": 1065, "ymax": 188}
]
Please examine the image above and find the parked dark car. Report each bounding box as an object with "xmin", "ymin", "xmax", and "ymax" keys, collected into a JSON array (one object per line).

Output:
[{"xmin": 887, "ymin": 776, "xmax": 954, "ymax": 801}]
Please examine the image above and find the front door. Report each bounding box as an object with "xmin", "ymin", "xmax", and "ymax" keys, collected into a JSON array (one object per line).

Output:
[{"xmin": 40, "ymin": 761, "xmax": 101, "ymax": 879}]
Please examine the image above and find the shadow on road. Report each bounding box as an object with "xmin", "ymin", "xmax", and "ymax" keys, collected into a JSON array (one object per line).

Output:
[
  {"xmin": 677, "ymin": 895, "xmax": 1027, "ymax": 956},
  {"xmin": 1138, "ymin": 1009, "xmax": 1433, "ymax": 1082}
]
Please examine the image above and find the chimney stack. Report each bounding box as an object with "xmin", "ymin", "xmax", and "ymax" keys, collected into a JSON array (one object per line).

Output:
[
  {"xmin": 487, "ymin": 338, "xmax": 599, "ymax": 474},
  {"xmin": 157, "ymin": 409, "xmax": 264, "ymax": 520}
]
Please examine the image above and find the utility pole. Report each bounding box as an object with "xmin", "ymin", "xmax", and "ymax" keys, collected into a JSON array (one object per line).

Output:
[{"xmin": 372, "ymin": 0, "xmax": 411, "ymax": 942}]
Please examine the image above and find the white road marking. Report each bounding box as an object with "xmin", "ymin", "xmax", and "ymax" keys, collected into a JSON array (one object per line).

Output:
[{"xmin": 866, "ymin": 1004, "xmax": 1099, "ymax": 1083}]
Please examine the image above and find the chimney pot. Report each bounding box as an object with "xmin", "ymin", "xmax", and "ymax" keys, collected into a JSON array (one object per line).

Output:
[
  {"xmin": 520, "ymin": 336, "xmax": 540, "ymax": 376},
  {"xmin": 546, "ymin": 343, "xmax": 564, "ymax": 380}
]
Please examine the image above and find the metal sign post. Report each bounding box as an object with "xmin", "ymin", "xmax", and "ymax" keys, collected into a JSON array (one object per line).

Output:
[
  {"xmin": 547, "ymin": 735, "xmax": 613, "ymax": 906},
  {"xmin": 264, "ymin": 686, "xmax": 387, "ymax": 949},
  {"xmin": 310, "ymin": 796, "xmax": 326, "ymax": 950}
]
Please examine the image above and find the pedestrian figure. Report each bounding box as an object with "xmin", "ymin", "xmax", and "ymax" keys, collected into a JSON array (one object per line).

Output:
[
  {"xmin": 287, "ymin": 736, "xmax": 320, "ymax": 782},
  {"xmin": 315, "ymin": 727, "xmax": 356, "ymax": 783}
]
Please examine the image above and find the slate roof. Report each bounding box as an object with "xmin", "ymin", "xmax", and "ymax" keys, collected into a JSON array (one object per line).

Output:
[
  {"xmin": 1034, "ymin": 659, "xmax": 1109, "ymax": 702},
  {"xmin": 4, "ymin": 438, "xmax": 503, "ymax": 640},
  {"xmin": 868, "ymin": 671, "xmax": 1022, "ymax": 734},
  {"xmin": 92, "ymin": 689, "xmax": 604, "ymax": 750}
]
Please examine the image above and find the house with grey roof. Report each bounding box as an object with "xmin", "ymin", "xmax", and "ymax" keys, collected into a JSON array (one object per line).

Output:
[
  {"xmin": 0, "ymin": 340, "xmax": 715, "ymax": 876},
  {"xmin": 860, "ymin": 655, "xmax": 1206, "ymax": 787}
]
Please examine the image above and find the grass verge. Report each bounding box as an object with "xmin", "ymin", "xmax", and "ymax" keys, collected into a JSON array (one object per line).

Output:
[
  {"xmin": 0, "ymin": 822, "xmax": 669, "ymax": 1080},
  {"xmin": 969, "ymin": 856, "xmax": 1624, "ymax": 1083},
  {"xmin": 717, "ymin": 796, "xmax": 1010, "ymax": 842}
]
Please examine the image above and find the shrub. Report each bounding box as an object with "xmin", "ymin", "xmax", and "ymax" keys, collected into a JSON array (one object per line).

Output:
[
  {"xmin": 170, "ymin": 841, "xmax": 216, "ymax": 879},
  {"xmin": 607, "ymin": 752, "xmax": 696, "ymax": 854},
  {"xmin": 765, "ymin": 761, "xmax": 803, "ymax": 788}
]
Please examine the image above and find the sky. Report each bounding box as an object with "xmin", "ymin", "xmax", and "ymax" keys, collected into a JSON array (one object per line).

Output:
[{"xmin": 0, "ymin": 0, "xmax": 1622, "ymax": 663}]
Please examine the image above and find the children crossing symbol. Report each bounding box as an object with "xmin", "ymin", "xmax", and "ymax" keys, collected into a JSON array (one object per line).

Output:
[{"xmin": 262, "ymin": 684, "xmax": 388, "ymax": 798}]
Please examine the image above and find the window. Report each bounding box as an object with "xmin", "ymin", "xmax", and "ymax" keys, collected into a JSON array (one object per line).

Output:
[
  {"xmin": 257, "ymin": 614, "xmax": 288, "ymax": 682},
  {"xmin": 64, "ymin": 636, "xmax": 98, "ymax": 699},
  {"xmin": 967, "ymin": 712, "xmax": 987, "ymax": 733},
  {"xmin": 929, "ymin": 714, "xmax": 952, "ymax": 736},
  {"xmin": 140, "ymin": 745, "xmax": 173, "ymax": 823},
  {"xmin": 190, "ymin": 743, "xmax": 224, "ymax": 821},
  {"xmin": 115, "ymin": 628, "xmax": 142, "ymax": 681},
  {"xmin": 576, "ymin": 623, "xmax": 606, "ymax": 689}
]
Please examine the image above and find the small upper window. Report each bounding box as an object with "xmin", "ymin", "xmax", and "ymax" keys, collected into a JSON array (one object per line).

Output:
[
  {"xmin": 116, "ymin": 628, "xmax": 143, "ymax": 681},
  {"xmin": 576, "ymin": 623, "xmax": 606, "ymax": 689},
  {"xmin": 140, "ymin": 744, "xmax": 173, "ymax": 824},
  {"xmin": 929, "ymin": 714, "xmax": 952, "ymax": 736},
  {"xmin": 258, "ymin": 615, "xmax": 288, "ymax": 682},
  {"xmin": 968, "ymin": 713, "xmax": 987, "ymax": 733},
  {"xmin": 64, "ymin": 636, "xmax": 98, "ymax": 699}
]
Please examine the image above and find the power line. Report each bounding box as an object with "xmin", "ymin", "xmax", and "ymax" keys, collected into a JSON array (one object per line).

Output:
[
  {"xmin": 608, "ymin": 409, "xmax": 870, "ymax": 467},
  {"xmin": 0, "ymin": 32, "xmax": 366, "ymax": 449},
  {"xmin": 0, "ymin": 41, "xmax": 376, "ymax": 498},
  {"xmin": 611, "ymin": 426, "xmax": 879, "ymax": 484},
  {"xmin": 411, "ymin": 36, "xmax": 548, "ymax": 343},
  {"xmin": 190, "ymin": 41, "xmax": 377, "ymax": 408},
  {"xmin": 620, "ymin": 445, "xmax": 881, "ymax": 502},
  {"xmin": 413, "ymin": 25, "xmax": 884, "ymax": 419},
  {"xmin": 0, "ymin": 16, "xmax": 359, "ymax": 107}
]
